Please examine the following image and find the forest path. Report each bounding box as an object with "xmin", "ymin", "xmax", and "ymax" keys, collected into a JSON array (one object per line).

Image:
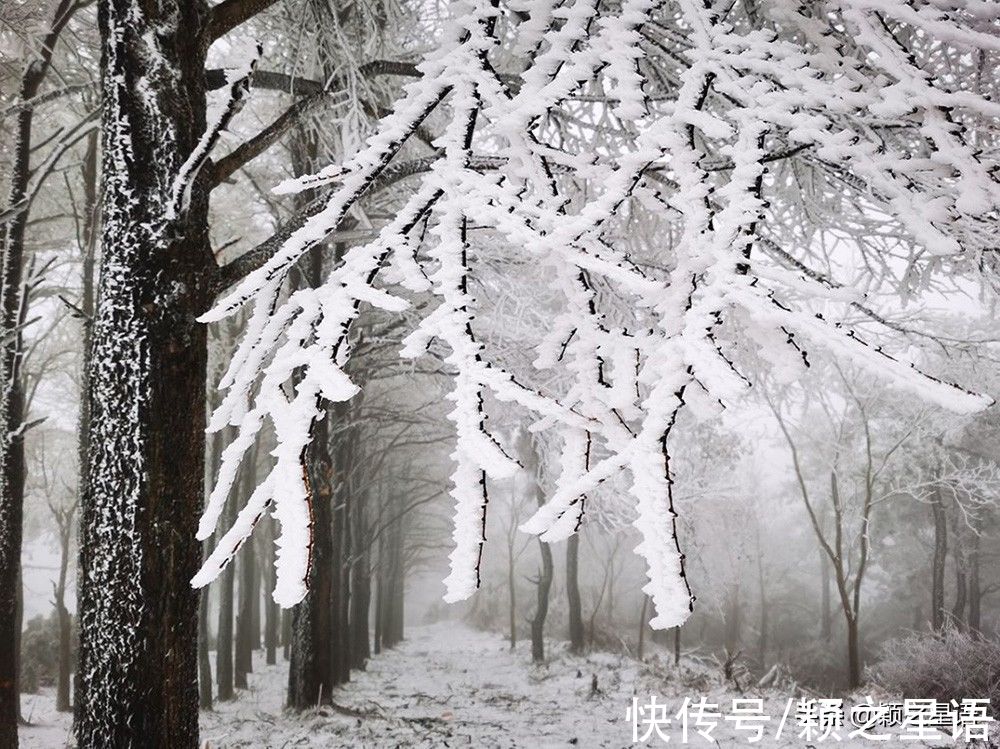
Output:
[{"xmin": 201, "ymin": 622, "xmax": 639, "ymax": 748}]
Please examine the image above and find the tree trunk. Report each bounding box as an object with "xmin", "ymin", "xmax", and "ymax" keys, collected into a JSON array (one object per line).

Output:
[
  {"xmin": 350, "ymin": 553, "xmax": 371, "ymax": 671},
  {"xmin": 521, "ymin": 434, "xmax": 551, "ymax": 663},
  {"xmin": 216, "ymin": 561, "xmax": 235, "ymax": 701},
  {"xmin": 251, "ymin": 556, "xmax": 261, "ymax": 651},
  {"xmin": 930, "ymin": 486, "xmax": 948, "ymax": 632},
  {"xmin": 234, "ymin": 535, "xmax": 254, "ymax": 688},
  {"xmin": 373, "ymin": 532, "xmax": 384, "ymax": 656},
  {"xmin": 820, "ymin": 546, "xmax": 831, "ymax": 640},
  {"xmin": 968, "ymin": 533, "xmax": 981, "ymax": 634},
  {"xmin": 287, "ymin": 414, "xmax": 335, "ymax": 708},
  {"xmin": 507, "ymin": 543, "xmax": 517, "ymax": 649},
  {"xmin": 637, "ymin": 596, "xmax": 648, "ymax": 660},
  {"xmin": 378, "ymin": 501, "xmax": 406, "ymax": 649},
  {"xmin": 282, "ymin": 610, "xmax": 291, "ymax": 661},
  {"xmin": 530, "ymin": 539, "xmax": 553, "ymax": 663},
  {"xmin": 566, "ymin": 535, "xmax": 584, "ymax": 654},
  {"xmin": 350, "ymin": 491, "xmax": 371, "ymax": 671},
  {"xmin": 198, "ymin": 588, "xmax": 213, "ymax": 710},
  {"xmin": 70, "ymin": 130, "xmax": 99, "ymax": 725},
  {"xmin": 54, "ymin": 528, "xmax": 72, "ymax": 713},
  {"xmin": 76, "ymin": 0, "xmax": 212, "ymax": 742},
  {"xmin": 723, "ymin": 585, "xmax": 741, "ymax": 655},
  {"xmin": 216, "ymin": 484, "xmax": 235, "ymax": 702},
  {"xmin": 846, "ymin": 615, "xmax": 861, "ymax": 690},
  {"xmin": 757, "ymin": 556, "xmax": 768, "ymax": 666},
  {"xmin": 673, "ymin": 626, "xmax": 681, "ymax": 666},
  {"xmin": 286, "ymin": 138, "xmax": 344, "ymax": 705},
  {"xmin": 332, "ymin": 415, "xmax": 353, "ymax": 685},
  {"xmin": 951, "ymin": 506, "xmax": 966, "ymax": 630},
  {"xmin": 264, "ymin": 519, "xmax": 278, "ymax": 666}
]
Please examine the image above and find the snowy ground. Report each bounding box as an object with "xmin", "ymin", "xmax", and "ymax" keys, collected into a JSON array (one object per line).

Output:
[{"xmin": 19, "ymin": 623, "xmax": 985, "ymax": 747}]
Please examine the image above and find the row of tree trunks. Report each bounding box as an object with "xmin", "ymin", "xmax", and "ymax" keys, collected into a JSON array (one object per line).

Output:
[
  {"xmin": 0, "ymin": 2, "xmax": 82, "ymax": 741},
  {"xmin": 287, "ymin": 394, "xmax": 381, "ymax": 704},
  {"xmin": 929, "ymin": 483, "xmax": 985, "ymax": 634}
]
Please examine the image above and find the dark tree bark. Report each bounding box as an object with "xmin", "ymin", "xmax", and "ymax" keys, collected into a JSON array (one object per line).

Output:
[
  {"xmin": 54, "ymin": 511, "xmax": 74, "ymax": 714},
  {"xmin": 332, "ymin": 411, "xmax": 354, "ymax": 685},
  {"xmin": 846, "ymin": 615, "xmax": 861, "ymax": 688},
  {"xmin": 507, "ymin": 543, "xmax": 517, "ymax": 649},
  {"xmin": 723, "ymin": 584, "xmax": 741, "ymax": 655},
  {"xmin": 264, "ymin": 519, "xmax": 279, "ymax": 666},
  {"xmin": 234, "ymin": 535, "xmax": 255, "ymax": 688},
  {"xmin": 566, "ymin": 535, "xmax": 584, "ymax": 654},
  {"xmin": 216, "ymin": 476, "xmax": 236, "ymax": 702},
  {"xmin": 930, "ymin": 485, "xmax": 948, "ymax": 632},
  {"xmin": 386, "ymin": 527, "xmax": 405, "ymax": 646},
  {"xmin": 820, "ymin": 545, "xmax": 832, "ymax": 640},
  {"xmin": 199, "ymin": 423, "xmax": 223, "ymax": 711},
  {"xmin": 636, "ymin": 596, "xmax": 649, "ymax": 660},
  {"xmin": 350, "ymin": 551, "xmax": 371, "ymax": 670},
  {"xmin": 198, "ymin": 588, "xmax": 213, "ymax": 710},
  {"xmin": 950, "ymin": 503, "xmax": 967, "ymax": 630},
  {"xmin": 287, "ymin": 398, "xmax": 335, "ymax": 708},
  {"xmin": 520, "ymin": 434, "xmax": 552, "ymax": 663},
  {"xmin": 285, "ymin": 129, "xmax": 344, "ymax": 708},
  {"xmin": 251, "ymin": 555, "xmax": 261, "ymax": 651},
  {"xmin": 282, "ymin": 609, "xmax": 291, "ymax": 661},
  {"xmin": 216, "ymin": 555, "xmax": 235, "ymax": 701},
  {"xmin": 968, "ymin": 533, "xmax": 982, "ymax": 634},
  {"xmin": 530, "ymin": 539, "xmax": 553, "ymax": 663},
  {"xmin": 76, "ymin": 0, "xmax": 215, "ymax": 742},
  {"xmin": 757, "ymin": 549, "xmax": 768, "ymax": 665},
  {"xmin": 373, "ymin": 535, "xmax": 384, "ymax": 656},
  {"xmin": 377, "ymin": 497, "xmax": 405, "ymax": 650},
  {"xmin": 350, "ymin": 489, "xmax": 371, "ymax": 671}
]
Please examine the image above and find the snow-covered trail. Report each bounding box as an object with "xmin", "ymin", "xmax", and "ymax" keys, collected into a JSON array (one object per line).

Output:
[
  {"xmin": 204, "ymin": 622, "xmax": 638, "ymax": 748},
  {"xmin": 20, "ymin": 622, "xmax": 977, "ymax": 747}
]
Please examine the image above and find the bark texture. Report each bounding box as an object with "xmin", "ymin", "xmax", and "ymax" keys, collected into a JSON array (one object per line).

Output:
[{"xmin": 77, "ymin": 0, "xmax": 212, "ymax": 744}]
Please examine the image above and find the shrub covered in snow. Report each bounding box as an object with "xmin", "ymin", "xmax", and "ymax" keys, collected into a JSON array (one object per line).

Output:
[{"xmin": 871, "ymin": 628, "xmax": 1000, "ymax": 715}]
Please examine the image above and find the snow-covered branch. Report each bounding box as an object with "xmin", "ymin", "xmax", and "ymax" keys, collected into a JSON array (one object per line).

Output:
[{"xmin": 193, "ymin": 0, "xmax": 998, "ymax": 629}]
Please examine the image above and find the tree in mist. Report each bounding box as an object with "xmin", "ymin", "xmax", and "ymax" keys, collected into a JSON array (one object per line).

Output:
[
  {"xmin": 0, "ymin": 0, "xmax": 89, "ymax": 738},
  {"xmin": 769, "ymin": 365, "xmax": 1000, "ymax": 687}
]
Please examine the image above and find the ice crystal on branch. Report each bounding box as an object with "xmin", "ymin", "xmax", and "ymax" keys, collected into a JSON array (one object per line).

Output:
[{"xmin": 193, "ymin": 0, "xmax": 997, "ymax": 628}]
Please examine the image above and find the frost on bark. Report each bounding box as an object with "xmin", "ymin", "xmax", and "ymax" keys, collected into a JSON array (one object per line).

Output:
[
  {"xmin": 76, "ymin": 0, "xmax": 214, "ymax": 744},
  {"xmin": 194, "ymin": 0, "xmax": 997, "ymax": 633}
]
